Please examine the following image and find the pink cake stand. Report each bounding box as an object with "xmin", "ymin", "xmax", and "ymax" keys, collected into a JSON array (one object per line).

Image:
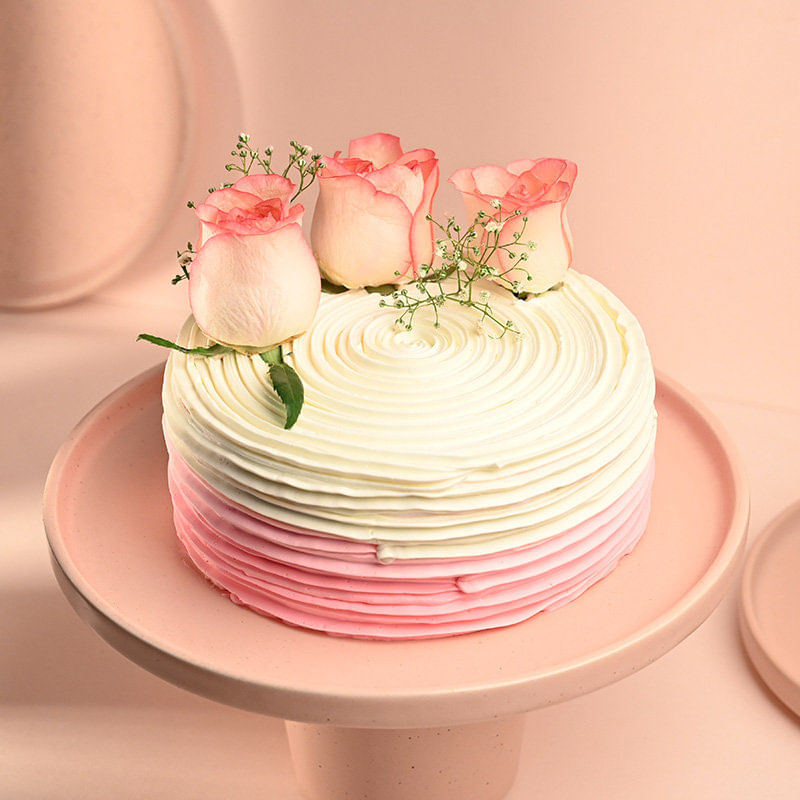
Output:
[{"xmin": 44, "ymin": 365, "xmax": 749, "ymax": 800}]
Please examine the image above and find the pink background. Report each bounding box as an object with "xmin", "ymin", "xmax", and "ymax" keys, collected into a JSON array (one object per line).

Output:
[{"xmin": 2, "ymin": 0, "xmax": 799, "ymax": 797}]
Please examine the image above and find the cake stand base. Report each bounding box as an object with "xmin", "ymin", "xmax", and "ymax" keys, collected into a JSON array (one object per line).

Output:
[
  {"xmin": 286, "ymin": 716, "xmax": 524, "ymax": 800},
  {"xmin": 44, "ymin": 365, "xmax": 749, "ymax": 800}
]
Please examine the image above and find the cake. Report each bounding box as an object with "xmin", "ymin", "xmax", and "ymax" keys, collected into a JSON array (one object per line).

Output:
[{"xmin": 146, "ymin": 133, "xmax": 657, "ymax": 640}]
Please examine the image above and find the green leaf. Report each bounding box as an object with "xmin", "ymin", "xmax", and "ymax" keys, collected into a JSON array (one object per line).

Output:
[
  {"xmin": 321, "ymin": 279, "xmax": 348, "ymax": 294},
  {"xmin": 267, "ymin": 361, "xmax": 304, "ymax": 430},
  {"xmin": 363, "ymin": 283, "xmax": 398, "ymax": 296},
  {"xmin": 137, "ymin": 334, "xmax": 232, "ymax": 357}
]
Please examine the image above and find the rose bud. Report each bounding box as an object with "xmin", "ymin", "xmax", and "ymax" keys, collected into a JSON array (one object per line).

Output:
[
  {"xmin": 189, "ymin": 174, "xmax": 321, "ymax": 351},
  {"xmin": 449, "ymin": 159, "xmax": 577, "ymax": 294},
  {"xmin": 311, "ymin": 133, "xmax": 439, "ymax": 288}
]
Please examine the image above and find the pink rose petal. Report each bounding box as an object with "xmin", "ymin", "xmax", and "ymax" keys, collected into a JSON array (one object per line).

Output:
[
  {"xmin": 365, "ymin": 164, "xmax": 425, "ymax": 214},
  {"xmin": 321, "ymin": 157, "xmax": 374, "ymax": 178},
  {"xmin": 471, "ymin": 165, "xmax": 518, "ymax": 199},
  {"xmin": 348, "ymin": 132, "xmax": 404, "ymax": 169},
  {"xmin": 233, "ymin": 173, "xmax": 295, "ymax": 207},
  {"xmin": 197, "ymin": 187, "xmax": 260, "ymax": 216},
  {"xmin": 448, "ymin": 167, "xmax": 478, "ymax": 196},
  {"xmin": 194, "ymin": 176, "xmax": 304, "ymax": 247},
  {"xmin": 396, "ymin": 148, "xmax": 437, "ymax": 167}
]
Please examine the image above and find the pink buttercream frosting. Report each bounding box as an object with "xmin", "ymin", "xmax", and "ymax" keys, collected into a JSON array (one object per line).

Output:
[{"xmin": 166, "ymin": 437, "xmax": 655, "ymax": 640}]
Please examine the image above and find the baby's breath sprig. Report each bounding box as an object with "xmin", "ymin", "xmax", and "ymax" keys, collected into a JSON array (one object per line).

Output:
[
  {"xmin": 172, "ymin": 241, "xmax": 195, "ymax": 284},
  {"xmin": 223, "ymin": 133, "xmax": 326, "ymax": 201},
  {"xmin": 224, "ymin": 131, "xmax": 274, "ymax": 177},
  {"xmin": 379, "ymin": 205, "xmax": 538, "ymax": 339}
]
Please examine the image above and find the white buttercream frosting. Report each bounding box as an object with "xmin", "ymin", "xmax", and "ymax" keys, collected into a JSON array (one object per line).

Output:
[{"xmin": 162, "ymin": 270, "xmax": 656, "ymax": 562}]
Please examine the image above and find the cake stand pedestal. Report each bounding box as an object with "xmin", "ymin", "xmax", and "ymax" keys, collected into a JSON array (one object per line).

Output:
[{"xmin": 44, "ymin": 365, "xmax": 749, "ymax": 800}]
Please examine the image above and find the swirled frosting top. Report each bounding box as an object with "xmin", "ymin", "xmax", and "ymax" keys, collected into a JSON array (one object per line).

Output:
[{"xmin": 163, "ymin": 270, "xmax": 657, "ymax": 561}]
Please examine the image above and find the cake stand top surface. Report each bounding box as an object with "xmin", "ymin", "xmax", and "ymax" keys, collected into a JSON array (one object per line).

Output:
[{"xmin": 44, "ymin": 364, "xmax": 748, "ymax": 728}]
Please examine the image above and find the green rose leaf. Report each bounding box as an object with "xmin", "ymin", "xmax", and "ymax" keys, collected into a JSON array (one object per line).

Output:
[
  {"xmin": 260, "ymin": 348, "xmax": 304, "ymax": 429},
  {"xmin": 267, "ymin": 363, "xmax": 304, "ymax": 430},
  {"xmin": 363, "ymin": 284, "xmax": 398, "ymax": 296},
  {"xmin": 320, "ymin": 278, "xmax": 348, "ymax": 295},
  {"xmin": 137, "ymin": 333, "xmax": 231, "ymax": 357}
]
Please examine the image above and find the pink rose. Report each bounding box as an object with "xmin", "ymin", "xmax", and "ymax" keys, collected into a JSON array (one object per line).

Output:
[
  {"xmin": 449, "ymin": 158, "xmax": 577, "ymax": 294},
  {"xmin": 189, "ymin": 174, "xmax": 321, "ymax": 351},
  {"xmin": 311, "ymin": 133, "xmax": 439, "ymax": 287}
]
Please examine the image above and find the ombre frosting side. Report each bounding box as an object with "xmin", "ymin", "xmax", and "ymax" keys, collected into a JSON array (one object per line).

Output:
[
  {"xmin": 168, "ymin": 444, "xmax": 654, "ymax": 638},
  {"xmin": 161, "ymin": 269, "xmax": 658, "ymax": 638}
]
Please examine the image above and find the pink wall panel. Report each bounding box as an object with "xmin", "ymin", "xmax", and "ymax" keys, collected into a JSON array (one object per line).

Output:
[
  {"xmin": 0, "ymin": 0, "xmax": 185, "ymax": 307},
  {"xmin": 210, "ymin": 0, "xmax": 800, "ymax": 410}
]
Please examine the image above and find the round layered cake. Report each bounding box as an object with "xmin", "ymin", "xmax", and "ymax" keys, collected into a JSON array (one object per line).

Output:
[{"xmin": 162, "ymin": 270, "xmax": 657, "ymax": 639}]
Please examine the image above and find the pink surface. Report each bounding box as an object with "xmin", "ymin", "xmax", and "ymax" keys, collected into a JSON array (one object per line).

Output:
[
  {"xmin": 43, "ymin": 364, "xmax": 747, "ymax": 728},
  {"xmin": 740, "ymin": 500, "xmax": 800, "ymax": 718},
  {"xmin": 167, "ymin": 434, "xmax": 655, "ymax": 638}
]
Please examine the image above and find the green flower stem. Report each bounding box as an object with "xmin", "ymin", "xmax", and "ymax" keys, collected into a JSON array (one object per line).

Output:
[{"xmin": 259, "ymin": 346, "xmax": 284, "ymax": 366}]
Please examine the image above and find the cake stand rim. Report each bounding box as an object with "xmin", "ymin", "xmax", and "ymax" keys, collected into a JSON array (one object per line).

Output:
[
  {"xmin": 738, "ymin": 499, "xmax": 800, "ymax": 718},
  {"xmin": 43, "ymin": 363, "xmax": 750, "ymax": 728}
]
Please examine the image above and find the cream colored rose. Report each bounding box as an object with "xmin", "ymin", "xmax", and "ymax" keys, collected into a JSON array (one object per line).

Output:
[
  {"xmin": 311, "ymin": 133, "xmax": 439, "ymax": 288},
  {"xmin": 449, "ymin": 159, "xmax": 577, "ymax": 294},
  {"xmin": 189, "ymin": 174, "xmax": 320, "ymax": 351}
]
